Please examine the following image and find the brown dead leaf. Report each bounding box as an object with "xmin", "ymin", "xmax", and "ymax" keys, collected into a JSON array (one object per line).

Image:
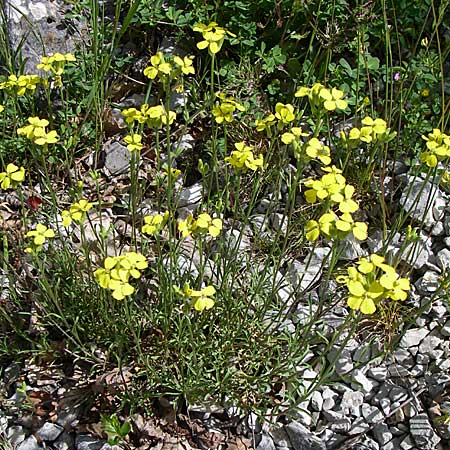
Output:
[{"xmin": 94, "ymin": 366, "xmax": 133, "ymax": 395}]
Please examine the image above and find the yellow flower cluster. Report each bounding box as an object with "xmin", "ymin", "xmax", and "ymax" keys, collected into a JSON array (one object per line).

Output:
[
  {"xmin": 25, "ymin": 224, "xmax": 55, "ymax": 253},
  {"xmin": 174, "ymin": 283, "xmax": 216, "ymax": 311},
  {"xmin": 193, "ymin": 22, "xmax": 236, "ymax": 55},
  {"xmin": 420, "ymin": 128, "xmax": 450, "ymax": 167},
  {"xmin": 0, "ymin": 163, "xmax": 25, "ymax": 190},
  {"xmin": 122, "ymin": 104, "xmax": 176, "ymax": 128},
  {"xmin": 304, "ymin": 166, "xmax": 367, "ymax": 241},
  {"xmin": 225, "ymin": 142, "xmax": 264, "ymax": 172},
  {"xmin": 143, "ymin": 52, "xmax": 195, "ymax": 81},
  {"xmin": 178, "ymin": 213, "xmax": 223, "ymax": 238},
  {"xmin": 142, "ymin": 211, "xmax": 169, "ymax": 236},
  {"xmin": 17, "ymin": 117, "xmax": 59, "ymax": 145},
  {"xmin": 212, "ymin": 93, "xmax": 245, "ymax": 124},
  {"xmin": 37, "ymin": 52, "xmax": 76, "ymax": 87},
  {"xmin": 295, "ymin": 83, "xmax": 348, "ymax": 114},
  {"xmin": 95, "ymin": 252, "xmax": 148, "ymax": 300},
  {"xmin": 346, "ymin": 117, "xmax": 390, "ymax": 144},
  {"xmin": 61, "ymin": 199, "xmax": 93, "ymax": 227},
  {"xmin": 337, "ymin": 254, "xmax": 410, "ymax": 314},
  {"xmin": 0, "ymin": 74, "xmax": 41, "ymax": 96}
]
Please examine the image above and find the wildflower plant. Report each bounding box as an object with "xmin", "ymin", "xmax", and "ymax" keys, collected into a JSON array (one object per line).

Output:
[
  {"xmin": 337, "ymin": 254, "xmax": 410, "ymax": 314},
  {"xmin": 178, "ymin": 213, "xmax": 223, "ymax": 238},
  {"xmin": 142, "ymin": 212, "xmax": 169, "ymax": 236},
  {"xmin": 0, "ymin": 74, "xmax": 41, "ymax": 96},
  {"xmin": 420, "ymin": 128, "xmax": 450, "ymax": 167},
  {"xmin": 0, "ymin": 163, "xmax": 25, "ymax": 190},
  {"xmin": 61, "ymin": 199, "xmax": 93, "ymax": 227},
  {"xmin": 95, "ymin": 253, "xmax": 148, "ymax": 300},
  {"xmin": 25, "ymin": 224, "xmax": 55, "ymax": 253},
  {"xmin": 37, "ymin": 52, "xmax": 76, "ymax": 87},
  {"xmin": 193, "ymin": 22, "xmax": 236, "ymax": 55},
  {"xmin": 174, "ymin": 283, "xmax": 216, "ymax": 311},
  {"xmin": 225, "ymin": 142, "xmax": 264, "ymax": 172},
  {"xmin": 212, "ymin": 93, "xmax": 246, "ymax": 124},
  {"xmin": 17, "ymin": 117, "xmax": 59, "ymax": 146}
]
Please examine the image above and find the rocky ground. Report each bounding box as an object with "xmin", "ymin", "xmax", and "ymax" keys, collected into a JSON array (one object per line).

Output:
[{"xmin": 1, "ymin": 1, "xmax": 450, "ymax": 449}]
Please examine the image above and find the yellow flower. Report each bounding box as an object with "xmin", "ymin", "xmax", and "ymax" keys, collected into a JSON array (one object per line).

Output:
[
  {"xmin": 225, "ymin": 142, "xmax": 264, "ymax": 172},
  {"xmin": 193, "ymin": 22, "xmax": 235, "ymax": 55},
  {"xmin": 173, "ymin": 55, "xmax": 195, "ymax": 75},
  {"xmin": 178, "ymin": 214, "xmax": 195, "ymax": 237},
  {"xmin": 17, "ymin": 117, "xmax": 59, "ymax": 145},
  {"xmin": 177, "ymin": 283, "xmax": 216, "ymax": 311},
  {"xmin": 194, "ymin": 213, "xmax": 223, "ymax": 237},
  {"xmin": 0, "ymin": 163, "xmax": 25, "ymax": 190},
  {"xmin": 319, "ymin": 87, "xmax": 348, "ymax": 111},
  {"xmin": 274, "ymin": 103, "xmax": 295, "ymax": 124},
  {"xmin": 0, "ymin": 105, "xmax": 4, "ymax": 113},
  {"xmin": 420, "ymin": 128, "xmax": 450, "ymax": 167},
  {"xmin": 61, "ymin": 199, "xmax": 92, "ymax": 227},
  {"xmin": 124, "ymin": 133, "xmax": 143, "ymax": 152},
  {"xmin": 212, "ymin": 93, "xmax": 245, "ymax": 124},
  {"xmin": 25, "ymin": 223, "xmax": 55, "ymax": 252},
  {"xmin": 143, "ymin": 52, "xmax": 172, "ymax": 80},
  {"xmin": 142, "ymin": 211, "xmax": 169, "ymax": 235},
  {"xmin": 421, "ymin": 88, "xmax": 429, "ymax": 97},
  {"xmin": 305, "ymin": 138, "xmax": 331, "ymax": 165},
  {"xmin": 94, "ymin": 252, "xmax": 147, "ymax": 299}
]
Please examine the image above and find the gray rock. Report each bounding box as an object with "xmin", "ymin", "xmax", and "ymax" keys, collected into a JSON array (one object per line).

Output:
[
  {"xmin": 270, "ymin": 213, "xmax": 288, "ymax": 234},
  {"xmin": 285, "ymin": 260, "xmax": 322, "ymax": 292},
  {"xmin": 103, "ymin": 141, "xmax": 132, "ymax": 175},
  {"xmin": 322, "ymin": 388, "xmax": 338, "ymax": 410},
  {"xmin": 419, "ymin": 335, "xmax": 443, "ymax": 355},
  {"xmin": 310, "ymin": 391, "xmax": 323, "ymax": 412},
  {"xmin": 36, "ymin": 422, "xmax": 63, "ymax": 441},
  {"xmin": 368, "ymin": 366, "xmax": 388, "ymax": 381},
  {"xmin": 337, "ymin": 234, "xmax": 365, "ymax": 260},
  {"xmin": 389, "ymin": 386, "xmax": 408, "ymax": 403},
  {"xmin": 372, "ymin": 423, "xmax": 393, "ymax": 446},
  {"xmin": 7, "ymin": 426, "xmax": 26, "ymax": 445},
  {"xmin": 257, "ymin": 433, "xmax": 276, "ymax": 450},
  {"xmin": 397, "ymin": 235, "xmax": 431, "ymax": 269},
  {"xmin": 415, "ymin": 270, "xmax": 441, "ymax": 295},
  {"xmin": 328, "ymin": 347, "xmax": 353, "ymax": 375},
  {"xmin": 340, "ymin": 390, "xmax": 364, "ymax": 415},
  {"xmin": 378, "ymin": 398, "xmax": 392, "ymax": 416},
  {"xmin": 400, "ymin": 177, "xmax": 445, "ymax": 228},
  {"xmin": 285, "ymin": 421, "xmax": 326, "ymax": 450},
  {"xmin": 270, "ymin": 427, "xmax": 290, "ymax": 448},
  {"xmin": 171, "ymin": 134, "xmax": 195, "ymax": 153},
  {"xmin": 322, "ymin": 410, "xmax": 351, "ymax": 433},
  {"xmin": 399, "ymin": 434, "xmax": 415, "ymax": 450},
  {"xmin": 53, "ymin": 432, "xmax": 75, "ymax": 450},
  {"xmin": 387, "ymin": 364, "xmax": 411, "ymax": 377},
  {"xmin": 436, "ymin": 248, "xmax": 450, "ymax": 271},
  {"xmin": 347, "ymin": 417, "xmax": 370, "ymax": 435},
  {"xmin": 431, "ymin": 220, "xmax": 444, "ymax": 236},
  {"xmin": 361, "ymin": 404, "xmax": 384, "ymax": 423},
  {"xmin": 56, "ymin": 408, "xmax": 80, "ymax": 428},
  {"xmin": 3, "ymin": 0, "xmax": 85, "ymax": 72},
  {"xmin": 17, "ymin": 435, "xmax": 41, "ymax": 450},
  {"xmin": 391, "ymin": 348, "xmax": 415, "ymax": 367},
  {"xmin": 351, "ymin": 369, "xmax": 378, "ymax": 394},
  {"xmin": 177, "ymin": 182, "xmax": 203, "ymax": 207},
  {"xmin": 441, "ymin": 319, "xmax": 450, "ymax": 336},
  {"xmin": 399, "ymin": 328, "xmax": 429, "ymax": 349},
  {"xmin": 75, "ymin": 434, "xmax": 107, "ymax": 450},
  {"xmin": 409, "ymin": 413, "xmax": 441, "ymax": 449},
  {"xmin": 353, "ymin": 344, "xmax": 372, "ymax": 364}
]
